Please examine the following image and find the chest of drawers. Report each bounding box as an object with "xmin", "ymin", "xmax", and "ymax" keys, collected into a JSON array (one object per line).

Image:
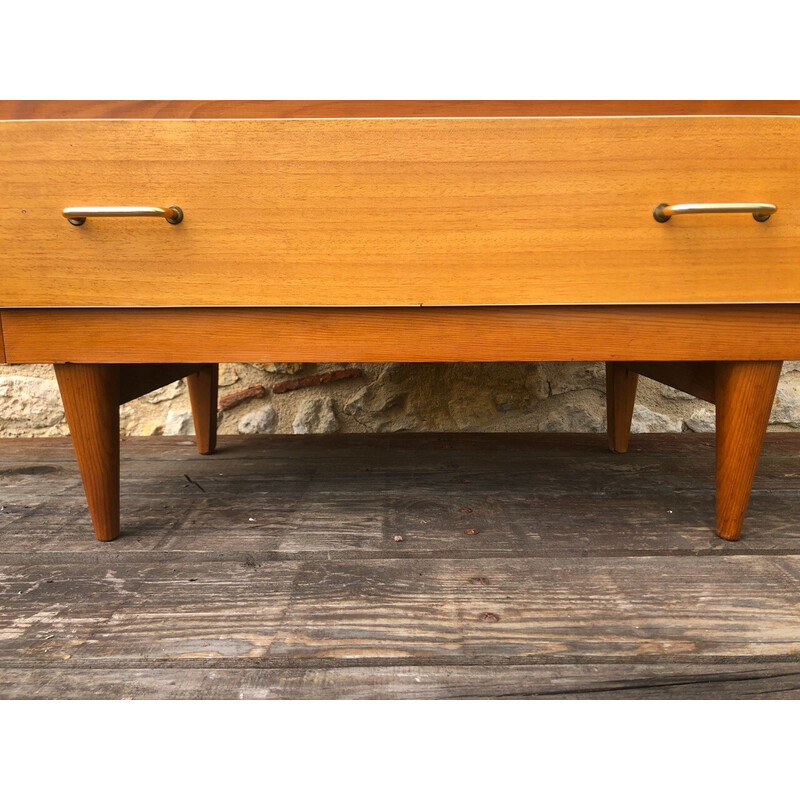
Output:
[{"xmin": 1, "ymin": 100, "xmax": 798, "ymax": 542}]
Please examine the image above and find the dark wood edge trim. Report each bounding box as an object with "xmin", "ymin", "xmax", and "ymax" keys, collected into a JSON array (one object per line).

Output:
[
  {"xmin": 2, "ymin": 100, "xmax": 800, "ymax": 120},
  {"xmin": 0, "ymin": 311, "xmax": 6, "ymax": 363},
  {"xmin": 118, "ymin": 363, "xmax": 208, "ymax": 405},
  {"xmin": 4, "ymin": 306, "xmax": 800, "ymax": 364},
  {"xmin": 624, "ymin": 361, "xmax": 717, "ymax": 403}
]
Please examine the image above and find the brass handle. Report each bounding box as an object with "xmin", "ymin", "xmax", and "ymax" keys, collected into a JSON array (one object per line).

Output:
[
  {"xmin": 63, "ymin": 205, "xmax": 184, "ymax": 226},
  {"xmin": 653, "ymin": 202, "xmax": 776, "ymax": 223}
]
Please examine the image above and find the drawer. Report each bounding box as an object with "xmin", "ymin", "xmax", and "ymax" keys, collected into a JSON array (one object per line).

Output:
[{"xmin": 1, "ymin": 116, "xmax": 798, "ymax": 307}]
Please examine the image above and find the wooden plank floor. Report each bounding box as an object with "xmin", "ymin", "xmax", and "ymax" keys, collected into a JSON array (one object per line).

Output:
[{"xmin": 1, "ymin": 432, "xmax": 799, "ymax": 699}]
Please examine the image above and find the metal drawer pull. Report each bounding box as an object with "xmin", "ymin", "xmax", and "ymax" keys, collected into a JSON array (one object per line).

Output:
[
  {"xmin": 653, "ymin": 202, "xmax": 777, "ymax": 223},
  {"xmin": 63, "ymin": 205, "xmax": 184, "ymax": 226}
]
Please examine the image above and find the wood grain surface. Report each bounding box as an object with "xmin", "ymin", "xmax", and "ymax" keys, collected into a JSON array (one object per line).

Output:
[
  {"xmin": 53, "ymin": 364, "xmax": 120, "ymax": 541},
  {"xmin": 2, "ymin": 100, "xmax": 800, "ymax": 119},
  {"xmin": 3, "ymin": 555, "xmax": 800, "ymax": 661},
  {"xmin": 2, "ymin": 116, "xmax": 799, "ymax": 307},
  {"xmin": 715, "ymin": 362, "xmax": 784, "ymax": 540},
  {"xmin": 4, "ymin": 664, "xmax": 800, "ymax": 699},
  {"xmin": 606, "ymin": 363, "xmax": 638, "ymax": 453},
  {"xmin": 1, "ymin": 433, "xmax": 799, "ymax": 698},
  {"xmin": 5, "ymin": 433, "xmax": 800, "ymax": 556},
  {"xmin": 186, "ymin": 364, "xmax": 218, "ymax": 455},
  {"xmin": 4, "ymin": 305, "xmax": 800, "ymax": 363}
]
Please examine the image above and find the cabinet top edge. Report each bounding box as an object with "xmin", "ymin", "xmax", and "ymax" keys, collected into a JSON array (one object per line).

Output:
[
  {"xmin": 2, "ymin": 100, "xmax": 799, "ymax": 120},
  {"xmin": 2, "ymin": 115, "xmax": 800, "ymax": 124}
]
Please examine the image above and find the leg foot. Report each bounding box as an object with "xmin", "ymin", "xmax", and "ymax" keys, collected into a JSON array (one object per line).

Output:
[
  {"xmin": 606, "ymin": 362, "xmax": 639, "ymax": 453},
  {"xmin": 715, "ymin": 361, "xmax": 782, "ymax": 540},
  {"xmin": 54, "ymin": 364, "xmax": 120, "ymax": 541},
  {"xmin": 187, "ymin": 364, "xmax": 219, "ymax": 455}
]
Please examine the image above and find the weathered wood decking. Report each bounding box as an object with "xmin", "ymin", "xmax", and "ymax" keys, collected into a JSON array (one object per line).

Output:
[{"xmin": 1, "ymin": 432, "xmax": 799, "ymax": 699}]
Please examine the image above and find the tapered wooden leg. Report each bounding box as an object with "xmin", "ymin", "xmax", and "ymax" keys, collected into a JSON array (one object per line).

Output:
[
  {"xmin": 606, "ymin": 362, "xmax": 639, "ymax": 453},
  {"xmin": 187, "ymin": 364, "xmax": 219, "ymax": 455},
  {"xmin": 54, "ymin": 364, "xmax": 120, "ymax": 542},
  {"xmin": 715, "ymin": 361, "xmax": 782, "ymax": 541}
]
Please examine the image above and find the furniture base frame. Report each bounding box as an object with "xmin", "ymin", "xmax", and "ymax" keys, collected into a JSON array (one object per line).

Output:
[
  {"xmin": 1, "ymin": 306, "xmax": 794, "ymax": 543},
  {"xmin": 607, "ymin": 360, "xmax": 783, "ymax": 540}
]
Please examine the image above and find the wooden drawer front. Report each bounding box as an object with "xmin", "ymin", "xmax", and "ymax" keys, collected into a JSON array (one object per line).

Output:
[{"xmin": 1, "ymin": 117, "xmax": 798, "ymax": 307}]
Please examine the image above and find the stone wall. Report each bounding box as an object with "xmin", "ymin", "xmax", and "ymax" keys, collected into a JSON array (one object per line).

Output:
[{"xmin": 2, "ymin": 361, "xmax": 799, "ymax": 438}]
